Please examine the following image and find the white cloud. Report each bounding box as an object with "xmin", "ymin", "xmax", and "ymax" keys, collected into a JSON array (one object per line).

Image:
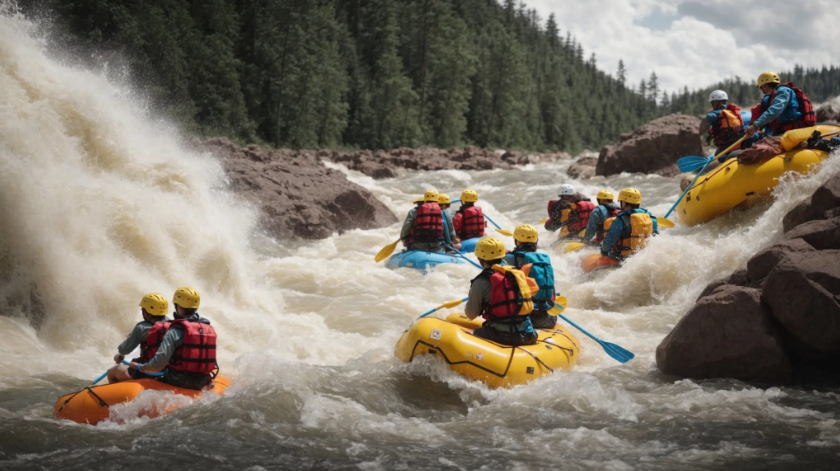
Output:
[{"xmin": 525, "ymin": 0, "xmax": 840, "ymax": 94}]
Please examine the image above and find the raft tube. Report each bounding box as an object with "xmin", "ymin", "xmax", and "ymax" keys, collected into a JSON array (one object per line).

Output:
[
  {"xmin": 395, "ymin": 313, "xmax": 580, "ymax": 388},
  {"xmin": 387, "ymin": 250, "xmax": 464, "ymax": 271},
  {"xmin": 581, "ymin": 254, "xmax": 620, "ymax": 274},
  {"xmin": 54, "ymin": 376, "xmax": 231, "ymax": 425},
  {"xmin": 458, "ymin": 237, "xmax": 482, "ymax": 253},
  {"xmin": 677, "ymin": 124, "xmax": 839, "ymax": 226}
]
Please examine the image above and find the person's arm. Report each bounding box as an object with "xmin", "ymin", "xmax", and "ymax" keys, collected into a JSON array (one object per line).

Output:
[
  {"xmin": 583, "ymin": 207, "xmax": 605, "ymax": 242},
  {"xmin": 752, "ymin": 89, "xmax": 791, "ymax": 130},
  {"xmin": 651, "ymin": 215, "xmax": 659, "ymax": 235},
  {"xmin": 136, "ymin": 327, "xmax": 183, "ymax": 373},
  {"xmin": 464, "ymin": 277, "xmax": 490, "ymax": 319},
  {"xmin": 601, "ymin": 217, "xmax": 623, "ymax": 256},
  {"xmin": 544, "ymin": 202, "xmax": 565, "ymax": 231},
  {"xmin": 117, "ymin": 323, "xmax": 147, "ymax": 356},
  {"xmin": 399, "ymin": 208, "xmax": 417, "ymax": 241},
  {"xmin": 706, "ymin": 110, "xmax": 721, "ymax": 124}
]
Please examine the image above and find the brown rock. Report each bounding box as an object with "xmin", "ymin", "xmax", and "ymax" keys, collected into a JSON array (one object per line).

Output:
[
  {"xmin": 747, "ymin": 238, "xmax": 816, "ymax": 285},
  {"xmin": 782, "ymin": 173, "xmax": 840, "ymax": 231},
  {"xmin": 656, "ymin": 284, "xmax": 791, "ymax": 383},
  {"xmin": 595, "ymin": 114, "xmax": 704, "ymax": 177},
  {"xmin": 762, "ymin": 250, "xmax": 840, "ymax": 356},
  {"xmin": 783, "ymin": 217, "xmax": 840, "ymax": 250},
  {"xmin": 566, "ymin": 156, "xmax": 598, "ymax": 179},
  {"xmin": 198, "ymin": 138, "xmax": 397, "ymax": 240},
  {"xmin": 816, "ymin": 102, "xmax": 840, "ymax": 123}
]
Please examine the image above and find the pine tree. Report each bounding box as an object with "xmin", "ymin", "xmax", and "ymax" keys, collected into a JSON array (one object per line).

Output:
[{"xmin": 616, "ymin": 59, "xmax": 626, "ymax": 85}]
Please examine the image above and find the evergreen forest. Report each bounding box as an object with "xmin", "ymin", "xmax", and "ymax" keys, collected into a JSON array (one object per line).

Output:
[{"xmin": 27, "ymin": 0, "xmax": 840, "ymax": 153}]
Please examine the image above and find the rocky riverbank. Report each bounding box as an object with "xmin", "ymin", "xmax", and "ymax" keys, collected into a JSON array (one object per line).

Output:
[{"xmin": 656, "ymin": 172, "xmax": 840, "ymax": 384}]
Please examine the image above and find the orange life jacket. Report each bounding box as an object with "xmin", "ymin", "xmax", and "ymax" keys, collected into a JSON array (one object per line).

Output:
[
  {"xmin": 708, "ymin": 104, "xmax": 745, "ymax": 148},
  {"xmin": 764, "ymin": 83, "xmax": 816, "ymax": 134},
  {"xmin": 455, "ymin": 205, "xmax": 485, "ymax": 240},
  {"xmin": 168, "ymin": 318, "xmax": 217, "ymax": 375},
  {"xmin": 408, "ymin": 202, "xmax": 443, "ymax": 245},
  {"xmin": 614, "ymin": 210, "xmax": 654, "ymax": 258}
]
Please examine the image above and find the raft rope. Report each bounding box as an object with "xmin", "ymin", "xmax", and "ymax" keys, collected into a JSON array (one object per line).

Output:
[{"xmin": 58, "ymin": 386, "xmax": 110, "ymax": 412}]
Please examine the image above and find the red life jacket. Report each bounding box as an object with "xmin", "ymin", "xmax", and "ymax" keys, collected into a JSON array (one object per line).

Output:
[
  {"xmin": 168, "ymin": 318, "xmax": 218, "ymax": 375},
  {"xmin": 567, "ymin": 201, "xmax": 595, "ymax": 232},
  {"xmin": 473, "ymin": 267, "xmax": 535, "ymax": 322},
  {"xmin": 763, "ymin": 83, "xmax": 816, "ymax": 134},
  {"xmin": 455, "ymin": 205, "xmax": 485, "ymax": 240},
  {"xmin": 407, "ymin": 202, "xmax": 443, "ymax": 245},
  {"xmin": 594, "ymin": 203, "xmax": 621, "ymax": 243},
  {"xmin": 142, "ymin": 320, "xmax": 171, "ymax": 363},
  {"xmin": 708, "ymin": 104, "xmax": 745, "ymax": 148}
]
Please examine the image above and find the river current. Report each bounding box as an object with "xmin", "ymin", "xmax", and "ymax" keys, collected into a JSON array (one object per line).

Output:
[{"xmin": 1, "ymin": 6, "xmax": 840, "ymax": 471}]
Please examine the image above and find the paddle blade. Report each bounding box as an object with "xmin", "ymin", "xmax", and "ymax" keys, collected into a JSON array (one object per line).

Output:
[
  {"xmin": 374, "ymin": 240, "xmax": 400, "ymax": 262},
  {"xmin": 563, "ymin": 242, "xmax": 585, "ymax": 254},
  {"xmin": 547, "ymin": 296, "xmax": 568, "ymax": 315},
  {"xmin": 495, "ymin": 229, "xmax": 513, "ymax": 237},
  {"xmin": 441, "ymin": 297, "xmax": 468, "ymax": 309},
  {"xmin": 677, "ymin": 155, "xmax": 712, "ymax": 173},
  {"xmin": 657, "ymin": 217, "xmax": 675, "ymax": 228},
  {"xmin": 536, "ymin": 218, "xmax": 548, "ymax": 225},
  {"xmin": 599, "ymin": 340, "xmax": 635, "ymax": 363}
]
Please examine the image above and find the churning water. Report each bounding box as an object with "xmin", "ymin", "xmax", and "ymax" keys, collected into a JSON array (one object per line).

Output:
[{"xmin": 1, "ymin": 6, "xmax": 840, "ymax": 471}]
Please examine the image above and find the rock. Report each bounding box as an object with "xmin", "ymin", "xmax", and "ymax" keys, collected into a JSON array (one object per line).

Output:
[
  {"xmin": 815, "ymin": 98, "xmax": 840, "ymax": 123},
  {"xmin": 198, "ymin": 138, "xmax": 397, "ymax": 240},
  {"xmin": 762, "ymin": 250, "xmax": 840, "ymax": 356},
  {"xmin": 747, "ymin": 238, "xmax": 815, "ymax": 285},
  {"xmin": 566, "ymin": 156, "xmax": 598, "ymax": 179},
  {"xmin": 656, "ymin": 285, "xmax": 792, "ymax": 383},
  {"xmin": 595, "ymin": 114, "xmax": 704, "ymax": 177},
  {"xmin": 783, "ymin": 173, "xmax": 840, "ymax": 231},
  {"xmin": 783, "ymin": 217, "xmax": 840, "ymax": 250}
]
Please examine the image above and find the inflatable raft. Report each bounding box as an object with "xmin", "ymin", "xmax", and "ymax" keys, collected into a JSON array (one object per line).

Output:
[
  {"xmin": 677, "ymin": 124, "xmax": 840, "ymax": 226},
  {"xmin": 395, "ymin": 313, "xmax": 580, "ymax": 388},
  {"xmin": 581, "ymin": 254, "xmax": 620, "ymax": 274},
  {"xmin": 54, "ymin": 376, "xmax": 231, "ymax": 425},
  {"xmin": 387, "ymin": 250, "xmax": 464, "ymax": 271},
  {"xmin": 458, "ymin": 237, "xmax": 482, "ymax": 253}
]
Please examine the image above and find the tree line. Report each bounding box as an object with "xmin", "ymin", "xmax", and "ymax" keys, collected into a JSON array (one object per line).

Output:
[{"xmin": 27, "ymin": 0, "xmax": 840, "ymax": 153}]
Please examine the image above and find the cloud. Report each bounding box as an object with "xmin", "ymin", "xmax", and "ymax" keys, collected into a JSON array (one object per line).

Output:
[{"xmin": 525, "ymin": 0, "xmax": 840, "ymax": 93}]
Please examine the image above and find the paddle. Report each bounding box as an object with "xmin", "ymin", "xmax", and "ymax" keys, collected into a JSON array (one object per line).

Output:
[
  {"xmin": 483, "ymin": 215, "xmax": 513, "ymax": 237},
  {"xmin": 444, "ymin": 244, "xmax": 483, "ymax": 269},
  {"xmin": 418, "ymin": 297, "xmax": 469, "ymax": 319},
  {"xmin": 665, "ymin": 135, "xmax": 748, "ymax": 219},
  {"xmin": 562, "ymin": 242, "xmax": 586, "ymax": 253},
  {"xmin": 555, "ymin": 313, "xmax": 635, "ymax": 363},
  {"xmin": 677, "ymin": 134, "xmax": 750, "ymax": 174},
  {"xmin": 546, "ymin": 296, "xmax": 568, "ymax": 314},
  {"xmin": 375, "ymin": 239, "xmax": 401, "ymax": 262},
  {"xmin": 92, "ymin": 360, "xmax": 165, "ymax": 385},
  {"xmin": 496, "ymin": 218, "xmax": 550, "ymax": 237}
]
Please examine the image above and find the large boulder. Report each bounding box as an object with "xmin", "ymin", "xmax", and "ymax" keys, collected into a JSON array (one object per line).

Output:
[
  {"xmin": 747, "ymin": 238, "xmax": 816, "ymax": 284},
  {"xmin": 596, "ymin": 114, "xmax": 703, "ymax": 177},
  {"xmin": 762, "ymin": 250, "xmax": 840, "ymax": 357},
  {"xmin": 656, "ymin": 285, "xmax": 792, "ymax": 383},
  {"xmin": 783, "ymin": 217, "xmax": 840, "ymax": 250},
  {"xmin": 199, "ymin": 138, "xmax": 397, "ymax": 240},
  {"xmin": 783, "ymin": 173, "xmax": 840, "ymax": 231},
  {"xmin": 815, "ymin": 97, "xmax": 840, "ymax": 123},
  {"xmin": 566, "ymin": 156, "xmax": 597, "ymax": 179}
]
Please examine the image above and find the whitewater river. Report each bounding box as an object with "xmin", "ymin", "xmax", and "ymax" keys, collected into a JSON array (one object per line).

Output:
[{"xmin": 2, "ymin": 7, "xmax": 840, "ymax": 471}]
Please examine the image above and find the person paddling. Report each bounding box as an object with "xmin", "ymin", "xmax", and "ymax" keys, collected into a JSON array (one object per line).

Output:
[
  {"xmin": 601, "ymin": 188, "xmax": 658, "ymax": 262},
  {"xmin": 130, "ymin": 287, "xmax": 218, "ymax": 391},
  {"xmin": 503, "ymin": 225, "xmax": 558, "ymax": 329},
  {"xmin": 583, "ymin": 190, "xmax": 621, "ymax": 246},
  {"xmin": 107, "ymin": 293, "xmax": 170, "ymax": 384},
  {"xmin": 705, "ymin": 90, "xmax": 746, "ymax": 162},
  {"xmin": 453, "ymin": 189, "xmax": 486, "ymax": 241},
  {"xmin": 546, "ymin": 183, "xmax": 595, "ymax": 239},
  {"xmin": 464, "ymin": 237, "xmax": 538, "ymax": 346},
  {"xmin": 400, "ymin": 190, "xmax": 445, "ymax": 253},
  {"xmin": 438, "ymin": 193, "xmax": 461, "ymax": 251}
]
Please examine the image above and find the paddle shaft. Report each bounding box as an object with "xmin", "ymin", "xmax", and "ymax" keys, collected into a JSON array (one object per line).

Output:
[
  {"xmin": 418, "ymin": 297, "xmax": 469, "ymax": 319},
  {"xmin": 444, "ymin": 244, "xmax": 483, "ymax": 269},
  {"xmin": 556, "ymin": 312, "xmax": 633, "ymax": 363}
]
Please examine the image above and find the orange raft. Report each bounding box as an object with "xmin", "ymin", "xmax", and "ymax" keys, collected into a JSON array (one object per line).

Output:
[
  {"xmin": 581, "ymin": 254, "xmax": 620, "ymax": 274},
  {"xmin": 54, "ymin": 376, "xmax": 231, "ymax": 425}
]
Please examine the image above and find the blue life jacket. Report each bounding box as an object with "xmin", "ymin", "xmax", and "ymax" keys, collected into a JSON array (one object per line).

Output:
[{"xmin": 511, "ymin": 250, "xmax": 556, "ymax": 310}]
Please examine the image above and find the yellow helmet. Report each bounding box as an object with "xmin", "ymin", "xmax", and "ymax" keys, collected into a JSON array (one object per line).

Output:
[
  {"xmin": 413, "ymin": 197, "xmax": 424, "ymax": 204},
  {"xmin": 513, "ymin": 224, "xmax": 538, "ymax": 243},
  {"xmin": 617, "ymin": 188, "xmax": 642, "ymax": 205},
  {"xmin": 474, "ymin": 237, "xmax": 505, "ymax": 261},
  {"xmin": 460, "ymin": 189, "xmax": 479, "ymax": 203},
  {"xmin": 756, "ymin": 71, "xmax": 780, "ymax": 88},
  {"xmin": 423, "ymin": 190, "xmax": 439, "ymax": 202},
  {"xmin": 596, "ymin": 189, "xmax": 614, "ymax": 201},
  {"xmin": 438, "ymin": 193, "xmax": 451, "ymax": 205},
  {"xmin": 173, "ymin": 287, "xmax": 200, "ymax": 309},
  {"xmin": 139, "ymin": 293, "xmax": 168, "ymax": 317}
]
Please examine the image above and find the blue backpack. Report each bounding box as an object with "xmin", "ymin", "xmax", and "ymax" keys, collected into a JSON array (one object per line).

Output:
[{"xmin": 512, "ymin": 251, "xmax": 556, "ymax": 310}]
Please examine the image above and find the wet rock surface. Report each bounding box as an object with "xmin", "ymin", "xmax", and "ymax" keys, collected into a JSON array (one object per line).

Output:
[
  {"xmin": 198, "ymin": 138, "xmax": 397, "ymax": 240},
  {"xmin": 566, "ymin": 156, "xmax": 598, "ymax": 179},
  {"xmin": 657, "ymin": 171, "xmax": 840, "ymax": 384},
  {"xmin": 596, "ymin": 114, "xmax": 704, "ymax": 177}
]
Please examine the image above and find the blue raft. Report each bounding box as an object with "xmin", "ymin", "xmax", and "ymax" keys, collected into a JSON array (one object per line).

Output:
[
  {"xmin": 458, "ymin": 237, "xmax": 482, "ymax": 254},
  {"xmin": 387, "ymin": 250, "xmax": 464, "ymax": 271}
]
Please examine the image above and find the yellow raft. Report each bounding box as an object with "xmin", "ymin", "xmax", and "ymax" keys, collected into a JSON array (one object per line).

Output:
[
  {"xmin": 677, "ymin": 124, "xmax": 839, "ymax": 226},
  {"xmin": 54, "ymin": 376, "xmax": 231, "ymax": 425},
  {"xmin": 395, "ymin": 313, "xmax": 580, "ymax": 388}
]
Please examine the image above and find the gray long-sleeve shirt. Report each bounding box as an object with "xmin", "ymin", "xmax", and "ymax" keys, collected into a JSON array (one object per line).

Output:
[
  {"xmin": 118, "ymin": 320, "xmax": 156, "ymax": 355},
  {"xmin": 140, "ymin": 314, "xmax": 208, "ymax": 372},
  {"xmin": 465, "ymin": 270, "xmax": 530, "ymax": 332}
]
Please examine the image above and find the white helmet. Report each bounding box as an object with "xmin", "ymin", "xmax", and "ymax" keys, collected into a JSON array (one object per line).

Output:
[
  {"xmin": 558, "ymin": 183, "xmax": 575, "ymax": 196},
  {"xmin": 708, "ymin": 90, "xmax": 728, "ymax": 103}
]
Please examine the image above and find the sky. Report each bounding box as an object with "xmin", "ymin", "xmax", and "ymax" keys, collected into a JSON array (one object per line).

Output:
[{"xmin": 526, "ymin": 0, "xmax": 840, "ymax": 95}]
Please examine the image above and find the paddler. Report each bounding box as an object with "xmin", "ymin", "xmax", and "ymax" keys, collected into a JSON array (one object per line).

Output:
[
  {"xmin": 705, "ymin": 90, "xmax": 746, "ymax": 162},
  {"xmin": 503, "ymin": 224, "xmax": 558, "ymax": 328},
  {"xmin": 438, "ymin": 193, "xmax": 461, "ymax": 251},
  {"xmin": 129, "ymin": 287, "xmax": 218, "ymax": 390},
  {"xmin": 582, "ymin": 189, "xmax": 621, "ymax": 246},
  {"xmin": 400, "ymin": 190, "xmax": 445, "ymax": 253},
  {"xmin": 545, "ymin": 183, "xmax": 595, "ymax": 239},
  {"xmin": 465, "ymin": 237, "xmax": 538, "ymax": 346},
  {"xmin": 106, "ymin": 293, "xmax": 170, "ymax": 384},
  {"xmin": 743, "ymin": 72, "xmax": 816, "ymax": 147},
  {"xmin": 601, "ymin": 188, "xmax": 658, "ymax": 262},
  {"xmin": 452, "ymin": 189, "xmax": 486, "ymax": 241}
]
